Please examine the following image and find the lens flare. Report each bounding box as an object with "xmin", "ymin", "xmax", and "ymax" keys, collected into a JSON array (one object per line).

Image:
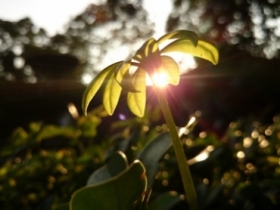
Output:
[{"xmin": 147, "ymin": 72, "xmax": 169, "ymax": 87}]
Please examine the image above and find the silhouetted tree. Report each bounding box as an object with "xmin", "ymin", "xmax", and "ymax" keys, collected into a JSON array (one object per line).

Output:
[{"xmin": 168, "ymin": 0, "xmax": 280, "ymax": 58}]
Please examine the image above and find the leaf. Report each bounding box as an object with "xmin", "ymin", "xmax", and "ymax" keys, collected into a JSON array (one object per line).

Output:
[
  {"xmin": 133, "ymin": 38, "xmax": 161, "ymax": 75},
  {"xmin": 161, "ymin": 39, "xmax": 219, "ymax": 65},
  {"xmin": 107, "ymin": 151, "xmax": 128, "ymax": 176},
  {"xmin": 159, "ymin": 56, "xmax": 180, "ymax": 86},
  {"xmin": 71, "ymin": 160, "xmax": 147, "ymax": 210},
  {"xmin": 78, "ymin": 115, "xmax": 101, "ymax": 138},
  {"xmin": 36, "ymin": 125, "xmax": 77, "ymax": 142},
  {"xmin": 147, "ymin": 192, "xmax": 182, "ymax": 210},
  {"xmin": 114, "ymin": 61, "xmax": 138, "ymax": 92},
  {"xmin": 114, "ymin": 62, "xmax": 125, "ymax": 83},
  {"xmin": 86, "ymin": 165, "xmax": 111, "ymax": 186},
  {"xmin": 103, "ymin": 70, "xmax": 122, "ymax": 116},
  {"xmin": 127, "ymin": 68, "xmax": 146, "ymax": 117},
  {"xmin": 157, "ymin": 30, "xmax": 198, "ymax": 46},
  {"xmin": 133, "ymin": 38, "xmax": 158, "ymax": 61},
  {"xmin": 87, "ymin": 151, "xmax": 128, "ymax": 186},
  {"xmin": 137, "ymin": 133, "xmax": 172, "ymax": 189},
  {"xmin": 82, "ymin": 61, "xmax": 122, "ymax": 115}
]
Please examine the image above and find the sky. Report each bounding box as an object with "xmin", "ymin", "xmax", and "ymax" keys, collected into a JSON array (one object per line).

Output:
[
  {"xmin": 0, "ymin": 0, "xmax": 172, "ymax": 37},
  {"xmin": 0, "ymin": 0, "xmax": 196, "ymax": 83}
]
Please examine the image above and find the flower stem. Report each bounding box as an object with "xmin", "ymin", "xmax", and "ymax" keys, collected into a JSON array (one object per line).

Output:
[{"xmin": 154, "ymin": 88, "xmax": 198, "ymax": 210}]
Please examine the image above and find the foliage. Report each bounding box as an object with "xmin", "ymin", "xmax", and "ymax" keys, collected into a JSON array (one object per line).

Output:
[
  {"xmin": 0, "ymin": 25, "xmax": 280, "ymax": 210},
  {"xmin": 0, "ymin": 0, "xmax": 155, "ymax": 142},
  {"xmin": 0, "ymin": 109, "xmax": 106, "ymax": 210},
  {"xmin": 1, "ymin": 109, "xmax": 280, "ymax": 209},
  {"xmin": 82, "ymin": 30, "xmax": 218, "ymax": 118},
  {"xmin": 81, "ymin": 30, "xmax": 218, "ymax": 210},
  {"xmin": 168, "ymin": 0, "xmax": 280, "ymax": 58},
  {"xmin": 1, "ymin": 1, "xmax": 280, "ymax": 209},
  {"xmin": 153, "ymin": 116, "xmax": 280, "ymax": 209}
]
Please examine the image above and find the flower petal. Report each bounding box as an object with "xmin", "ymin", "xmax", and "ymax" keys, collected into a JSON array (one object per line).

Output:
[
  {"xmin": 103, "ymin": 70, "xmax": 122, "ymax": 116},
  {"xmin": 114, "ymin": 61, "xmax": 139, "ymax": 92},
  {"xmin": 82, "ymin": 61, "xmax": 122, "ymax": 115},
  {"xmin": 159, "ymin": 56, "xmax": 180, "ymax": 86},
  {"xmin": 127, "ymin": 68, "xmax": 146, "ymax": 117},
  {"xmin": 161, "ymin": 39, "xmax": 219, "ymax": 65},
  {"xmin": 157, "ymin": 30, "xmax": 198, "ymax": 46}
]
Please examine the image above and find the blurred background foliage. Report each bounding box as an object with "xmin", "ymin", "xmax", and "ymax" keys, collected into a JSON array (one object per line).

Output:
[{"xmin": 1, "ymin": 0, "xmax": 280, "ymax": 209}]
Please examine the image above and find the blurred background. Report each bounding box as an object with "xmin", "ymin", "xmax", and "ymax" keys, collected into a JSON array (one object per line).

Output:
[
  {"xmin": 1, "ymin": 0, "xmax": 280, "ymax": 140},
  {"xmin": 1, "ymin": 0, "xmax": 280, "ymax": 209}
]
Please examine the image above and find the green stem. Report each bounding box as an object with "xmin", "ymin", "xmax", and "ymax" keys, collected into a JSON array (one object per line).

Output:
[{"xmin": 154, "ymin": 87, "xmax": 198, "ymax": 210}]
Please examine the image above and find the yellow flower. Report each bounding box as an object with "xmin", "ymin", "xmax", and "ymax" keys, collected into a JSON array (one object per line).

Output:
[{"xmin": 82, "ymin": 30, "xmax": 219, "ymax": 117}]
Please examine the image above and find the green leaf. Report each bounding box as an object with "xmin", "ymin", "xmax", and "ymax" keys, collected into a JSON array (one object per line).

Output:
[
  {"xmin": 133, "ymin": 38, "xmax": 158, "ymax": 61},
  {"xmin": 70, "ymin": 160, "xmax": 147, "ymax": 210},
  {"xmin": 127, "ymin": 68, "xmax": 146, "ymax": 117},
  {"xmin": 78, "ymin": 115, "xmax": 101, "ymax": 138},
  {"xmin": 87, "ymin": 151, "xmax": 128, "ymax": 186},
  {"xmin": 36, "ymin": 125, "xmax": 77, "ymax": 141},
  {"xmin": 147, "ymin": 192, "xmax": 182, "ymax": 210},
  {"xmin": 82, "ymin": 61, "xmax": 122, "ymax": 115},
  {"xmin": 133, "ymin": 38, "xmax": 161, "ymax": 75},
  {"xmin": 161, "ymin": 39, "xmax": 219, "ymax": 65},
  {"xmin": 157, "ymin": 30, "xmax": 198, "ymax": 46},
  {"xmin": 159, "ymin": 56, "xmax": 180, "ymax": 86},
  {"xmin": 103, "ymin": 70, "xmax": 122, "ymax": 116},
  {"xmin": 114, "ymin": 61, "xmax": 138, "ymax": 92},
  {"xmin": 137, "ymin": 133, "xmax": 172, "ymax": 189}
]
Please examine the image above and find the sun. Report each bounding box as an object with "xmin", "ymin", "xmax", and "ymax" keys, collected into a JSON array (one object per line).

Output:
[
  {"xmin": 146, "ymin": 72, "xmax": 169, "ymax": 87},
  {"xmin": 152, "ymin": 72, "xmax": 168, "ymax": 87}
]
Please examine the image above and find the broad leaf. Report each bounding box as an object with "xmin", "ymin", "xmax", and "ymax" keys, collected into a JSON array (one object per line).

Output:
[
  {"xmin": 103, "ymin": 71, "xmax": 122, "ymax": 115},
  {"xmin": 159, "ymin": 56, "xmax": 180, "ymax": 86},
  {"xmin": 157, "ymin": 30, "xmax": 198, "ymax": 46},
  {"xmin": 127, "ymin": 68, "xmax": 146, "ymax": 117},
  {"xmin": 137, "ymin": 133, "xmax": 172, "ymax": 189},
  {"xmin": 86, "ymin": 165, "xmax": 110, "ymax": 186},
  {"xmin": 107, "ymin": 151, "xmax": 128, "ymax": 177},
  {"xmin": 87, "ymin": 151, "xmax": 128, "ymax": 186},
  {"xmin": 147, "ymin": 192, "xmax": 182, "ymax": 210},
  {"xmin": 82, "ymin": 61, "xmax": 122, "ymax": 115},
  {"xmin": 114, "ymin": 61, "xmax": 138, "ymax": 92},
  {"xmin": 71, "ymin": 160, "xmax": 147, "ymax": 210},
  {"xmin": 161, "ymin": 39, "xmax": 219, "ymax": 65}
]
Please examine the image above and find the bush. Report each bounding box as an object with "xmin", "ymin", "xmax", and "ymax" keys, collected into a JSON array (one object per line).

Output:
[{"xmin": 1, "ymin": 112, "xmax": 280, "ymax": 209}]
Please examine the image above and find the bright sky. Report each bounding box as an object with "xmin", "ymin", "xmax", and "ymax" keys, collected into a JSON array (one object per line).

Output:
[
  {"xmin": 0, "ymin": 0, "xmax": 196, "ymax": 83},
  {"xmin": 0, "ymin": 0, "xmax": 100, "ymax": 36},
  {"xmin": 0, "ymin": 0, "xmax": 172, "ymax": 36}
]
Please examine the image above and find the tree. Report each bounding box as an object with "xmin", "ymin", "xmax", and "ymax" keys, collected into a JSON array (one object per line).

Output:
[
  {"xmin": 0, "ymin": 0, "xmax": 154, "ymax": 140},
  {"xmin": 167, "ymin": 0, "xmax": 280, "ymax": 58}
]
